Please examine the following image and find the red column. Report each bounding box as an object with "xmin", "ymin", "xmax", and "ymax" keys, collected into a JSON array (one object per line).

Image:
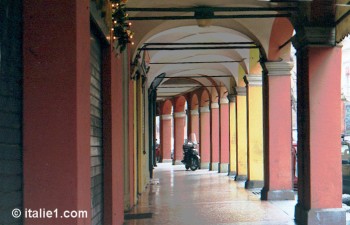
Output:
[
  {"xmin": 160, "ymin": 114, "xmax": 172, "ymax": 161},
  {"xmin": 102, "ymin": 46, "xmax": 124, "ymax": 225},
  {"xmin": 174, "ymin": 112, "xmax": 186, "ymax": 164},
  {"xmin": 23, "ymin": 1, "xmax": 91, "ymax": 224},
  {"xmin": 294, "ymin": 31, "xmax": 345, "ymax": 224},
  {"xmin": 211, "ymin": 103, "xmax": 220, "ymax": 171},
  {"xmin": 190, "ymin": 109, "xmax": 200, "ymax": 143},
  {"xmin": 219, "ymin": 98, "xmax": 230, "ymax": 173},
  {"xmin": 261, "ymin": 61, "xmax": 295, "ymax": 200},
  {"xmin": 200, "ymin": 106, "xmax": 211, "ymax": 169}
]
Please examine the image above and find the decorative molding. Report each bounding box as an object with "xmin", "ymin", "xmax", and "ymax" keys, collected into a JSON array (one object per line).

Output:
[
  {"xmin": 211, "ymin": 102, "xmax": 219, "ymax": 109},
  {"xmin": 190, "ymin": 109, "xmax": 199, "ymax": 115},
  {"xmin": 200, "ymin": 106, "xmax": 210, "ymax": 113},
  {"xmin": 292, "ymin": 26, "xmax": 336, "ymax": 50},
  {"xmin": 236, "ymin": 87, "xmax": 247, "ymax": 96},
  {"xmin": 161, "ymin": 114, "xmax": 172, "ymax": 120},
  {"xmin": 265, "ymin": 61, "xmax": 294, "ymax": 76},
  {"xmin": 245, "ymin": 75, "xmax": 262, "ymax": 86},
  {"xmin": 174, "ymin": 112, "xmax": 186, "ymax": 118},
  {"xmin": 227, "ymin": 94, "xmax": 236, "ymax": 103},
  {"xmin": 220, "ymin": 97, "xmax": 229, "ymax": 104}
]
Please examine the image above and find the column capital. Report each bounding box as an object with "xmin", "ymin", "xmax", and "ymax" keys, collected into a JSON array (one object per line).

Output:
[
  {"xmin": 190, "ymin": 109, "xmax": 199, "ymax": 115},
  {"xmin": 161, "ymin": 114, "xmax": 172, "ymax": 120},
  {"xmin": 244, "ymin": 75, "xmax": 262, "ymax": 87},
  {"xmin": 236, "ymin": 87, "xmax": 246, "ymax": 96},
  {"xmin": 265, "ymin": 61, "xmax": 294, "ymax": 76},
  {"xmin": 211, "ymin": 102, "xmax": 219, "ymax": 109},
  {"xmin": 220, "ymin": 97, "xmax": 229, "ymax": 104},
  {"xmin": 200, "ymin": 106, "xmax": 210, "ymax": 113},
  {"xmin": 292, "ymin": 26, "xmax": 336, "ymax": 50},
  {"xmin": 227, "ymin": 94, "xmax": 236, "ymax": 103},
  {"xmin": 174, "ymin": 112, "xmax": 186, "ymax": 118}
]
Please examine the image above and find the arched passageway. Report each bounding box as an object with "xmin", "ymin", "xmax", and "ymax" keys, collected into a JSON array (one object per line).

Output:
[{"xmin": 3, "ymin": 1, "xmax": 349, "ymax": 225}]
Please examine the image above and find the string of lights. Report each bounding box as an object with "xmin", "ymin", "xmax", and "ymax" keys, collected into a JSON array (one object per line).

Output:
[{"xmin": 111, "ymin": 0, "xmax": 134, "ymax": 52}]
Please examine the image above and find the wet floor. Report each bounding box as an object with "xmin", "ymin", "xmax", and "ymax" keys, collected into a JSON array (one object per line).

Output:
[{"xmin": 124, "ymin": 163, "xmax": 297, "ymax": 225}]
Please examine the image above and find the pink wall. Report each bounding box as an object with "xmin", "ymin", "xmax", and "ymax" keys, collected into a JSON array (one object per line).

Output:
[{"xmin": 23, "ymin": 1, "xmax": 91, "ymax": 224}]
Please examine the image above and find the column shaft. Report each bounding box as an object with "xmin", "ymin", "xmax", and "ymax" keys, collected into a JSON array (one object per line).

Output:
[
  {"xmin": 236, "ymin": 89, "xmax": 248, "ymax": 181},
  {"xmin": 174, "ymin": 113, "xmax": 186, "ymax": 164},
  {"xmin": 211, "ymin": 104, "xmax": 220, "ymax": 171},
  {"xmin": 261, "ymin": 62, "xmax": 294, "ymax": 200},
  {"xmin": 229, "ymin": 96, "xmax": 237, "ymax": 176},
  {"xmin": 200, "ymin": 107, "xmax": 211, "ymax": 169},
  {"xmin": 160, "ymin": 115, "xmax": 172, "ymax": 161},
  {"xmin": 102, "ymin": 43, "xmax": 125, "ymax": 225},
  {"xmin": 23, "ymin": 1, "xmax": 91, "ymax": 224},
  {"xmin": 220, "ymin": 99, "xmax": 230, "ymax": 173},
  {"xmin": 245, "ymin": 76, "xmax": 264, "ymax": 189},
  {"xmin": 190, "ymin": 110, "xmax": 200, "ymax": 143},
  {"xmin": 295, "ymin": 46, "xmax": 345, "ymax": 225}
]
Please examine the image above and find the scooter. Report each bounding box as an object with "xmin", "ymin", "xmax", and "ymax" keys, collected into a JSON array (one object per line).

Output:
[{"xmin": 182, "ymin": 140, "xmax": 200, "ymax": 171}]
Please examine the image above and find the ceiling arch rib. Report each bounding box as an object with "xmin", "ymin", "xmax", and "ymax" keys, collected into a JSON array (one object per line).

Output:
[
  {"xmin": 130, "ymin": 4, "xmax": 280, "ymax": 102},
  {"xmin": 142, "ymin": 26, "xmax": 249, "ymax": 100},
  {"xmin": 158, "ymin": 68, "xmax": 233, "ymax": 89},
  {"xmin": 149, "ymin": 54, "xmax": 241, "ymax": 83}
]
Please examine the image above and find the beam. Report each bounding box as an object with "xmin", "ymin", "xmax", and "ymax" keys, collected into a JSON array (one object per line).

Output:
[
  {"xmin": 150, "ymin": 60, "xmax": 244, "ymax": 65},
  {"xmin": 156, "ymin": 75, "xmax": 233, "ymax": 78},
  {"xmin": 144, "ymin": 42, "xmax": 255, "ymax": 46},
  {"xmin": 125, "ymin": 7, "xmax": 297, "ymax": 12},
  {"xmin": 158, "ymin": 85, "xmax": 217, "ymax": 88},
  {"xmin": 278, "ymin": 37, "xmax": 292, "ymax": 49},
  {"xmin": 129, "ymin": 13, "xmax": 291, "ymax": 21},
  {"xmin": 139, "ymin": 46, "xmax": 259, "ymax": 51}
]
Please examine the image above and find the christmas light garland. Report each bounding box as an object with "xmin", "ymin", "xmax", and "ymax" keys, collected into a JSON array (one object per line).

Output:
[{"xmin": 111, "ymin": 0, "xmax": 134, "ymax": 53}]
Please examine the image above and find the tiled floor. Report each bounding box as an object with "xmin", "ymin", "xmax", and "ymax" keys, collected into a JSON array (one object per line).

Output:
[{"xmin": 124, "ymin": 163, "xmax": 297, "ymax": 225}]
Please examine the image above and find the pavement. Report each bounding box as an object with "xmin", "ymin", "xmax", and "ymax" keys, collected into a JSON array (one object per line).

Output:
[{"xmin": 124, "ymin": 163, "xmax": 300, "ymax": 225}]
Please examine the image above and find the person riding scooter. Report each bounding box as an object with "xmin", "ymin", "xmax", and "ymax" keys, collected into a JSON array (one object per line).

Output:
[{"xmin": 181, "ymin": 133, "xmax": 200, "ymax": 171}]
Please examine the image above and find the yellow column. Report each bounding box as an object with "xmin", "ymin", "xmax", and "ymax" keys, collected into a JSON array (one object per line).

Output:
[
  {"xmin": 245, "ymin": 75, "xmax": 264, "ymax": 189},
  {"xmin": 235, "ymin": 87, "xmax": 248, "ymax": 181},
  {"xmin": 133, "ymin": 79, "xmax": 138, "ymax": 201},
  {"xmin": 135, "ymin": 75, "xmax": 148, "ymax": 195},
  {"xmin": 228, "ymin": 94, "xmax": 237, "ymax": 176},
  {"xmin": 137, "ymin": 77, "xmax": 143, "ymax": 194}
]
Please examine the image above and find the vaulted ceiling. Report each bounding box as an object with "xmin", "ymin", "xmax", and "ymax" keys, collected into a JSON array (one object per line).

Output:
[{"xmin": 125, "ymin": 0, "xmax": 348, "ymax": 101}]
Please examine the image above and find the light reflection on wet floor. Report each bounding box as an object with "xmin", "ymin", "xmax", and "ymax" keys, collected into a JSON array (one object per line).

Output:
[{"xmin": 124, "ymin": 163, "xmax": 297, "ymax": 225}]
